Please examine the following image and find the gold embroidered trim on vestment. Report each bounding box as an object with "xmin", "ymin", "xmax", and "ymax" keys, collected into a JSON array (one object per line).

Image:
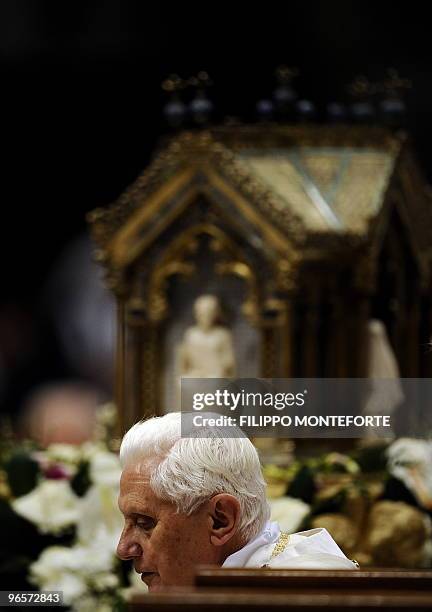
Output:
[
  {"xmin": 262, "ymin": 531, "xmax": 291, "ymax": 566},
  {"xmin": 270, "ymin": 532, "xmax": 291, "ymax": 560}
]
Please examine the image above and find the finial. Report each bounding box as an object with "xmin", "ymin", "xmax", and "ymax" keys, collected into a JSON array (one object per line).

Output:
[
  {"xmin": 377, "ymin": 68, "xmax": 411, "ymax": 128},
  {"xmin": 348, "ymin": 75, "xmax": 376, "ymax": 99},
  {"xmin": 275, "ymin": 65, "xmax": 299, "ymax": 85},
  {"xmin": 348, "ymin": 75, "xmax": 376, "ymax": 123},
  {"xmin": 161, "ymin": 73, "xmax": 185, "ymax": 93},
  {"xmin": 273, "ymin": 65, "xmax": 299, "ymax": 120},
  {"xmin": 161, "ymin": 74, "xmax": 187, "ymax": 129},
  {"xmin": 188, "ymin": 71, "xmax": 214, "ymax": 126},
  {"xmin": 381, "ymin": 68, "xmax": 411, "ymax": 96}
]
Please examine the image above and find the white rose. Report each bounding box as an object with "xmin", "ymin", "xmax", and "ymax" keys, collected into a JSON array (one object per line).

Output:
[
  {"xmin": 269, "ymin": 496, "xmax": 310, "ymax": 533},
  {"xmin": 12, "ymin": 480, "xmax": 80, "ymax": 533}
]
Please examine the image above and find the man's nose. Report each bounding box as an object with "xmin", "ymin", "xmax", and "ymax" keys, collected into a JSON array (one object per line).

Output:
[{"xmin": 117, "ymin": 530, "xmax": 142, "ymax": 560}]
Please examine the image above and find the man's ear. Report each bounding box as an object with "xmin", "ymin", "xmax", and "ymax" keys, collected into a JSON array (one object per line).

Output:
[{"xmin": 208, "ymin": 494, "xmax": 241, "ymax": 547}]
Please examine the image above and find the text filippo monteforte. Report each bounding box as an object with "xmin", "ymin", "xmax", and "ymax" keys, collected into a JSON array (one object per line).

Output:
[{"xmin": 192, "ymin": 414, "xmax": 391, "ymax": 428}]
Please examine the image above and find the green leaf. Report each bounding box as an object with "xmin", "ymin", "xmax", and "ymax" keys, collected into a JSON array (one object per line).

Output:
[
  {"xmin": 286, "ymin": 465, "xmax": 316, "ymax": 504},
  {"xmin": 353, "ymin": 443, "xmax": 389, "ymax": 473},
  {"xmin": 5, "ymin": 453, "xmax": 40, "ymax": 497},
  {"xmin": 70, "ymin": 461, "xmax": 91, "ymax": 497},
  {"xmin": 312, "ymin": 489, "xmax": 347, "ymax": 515}
]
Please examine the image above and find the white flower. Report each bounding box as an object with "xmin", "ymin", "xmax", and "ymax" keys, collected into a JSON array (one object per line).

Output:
[
  {"xmin": 46, "ymin": 444, "xmax": 83, "ymax": 464},
  {"xmin": 30, "ymin": 539, "xmax": 120, "ymax": 606},
  {"xmin": 80, "ymin": 441, "xmax": 107, "ymax": 461},
  {"xmin": 12, "ymin": 480, "xmax": 80, "ymax": 534},
  {"xmin": 30, "ymin": 547, "xmax": 88, "ymax": 604},
  {"xmin": 92, "ymin": 572, "xmax": 119, "ymax": 591},
  {"xmin": 52, "ymin": 574, "xmax": 87, "ymax": 604},
  {"xmin": 77, "ymin": 483, "xmax": 123, "ymax": 550},
  {"xmin": 89, "ymin": 450, "xmax": 121, "ymax": 487},
  {"xmin": 80, "ymin": 522, "xmax": 118, "ymax": 561},
  {"xmin": 25, "ymin": 445, "xmax": 126, "ymax": 607},
  {"xmin": 72, "ymin": 596, "xmax": 114, "ymax": 612},
  {"xmin": 83, "ymin": 543, "xmax": 114, "ymax": 574},
  {"xmin": 387, "ymin": 438, "xmax": 432, "ymax": 467},
  {"xmin": 387, "ymin": 438, "xmax": 432, "ymax": 509},
  {"xmin": 269, "ymin": 496, "xmax": 310, "ymax": 533}
]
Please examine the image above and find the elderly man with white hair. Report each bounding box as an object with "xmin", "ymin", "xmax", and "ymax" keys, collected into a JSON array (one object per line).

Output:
[{"xmin": 117, "ymin": 412, "xmax": 357, "ymax": 591}]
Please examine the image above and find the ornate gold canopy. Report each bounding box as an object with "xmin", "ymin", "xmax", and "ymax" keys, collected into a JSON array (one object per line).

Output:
[
  {"xmin": 90, "ymin": 125, "xmax": 432, "ymax": 287},
  {"xmin": 89, "ymin": 124, "xmax": 432, "ymax": 430}
]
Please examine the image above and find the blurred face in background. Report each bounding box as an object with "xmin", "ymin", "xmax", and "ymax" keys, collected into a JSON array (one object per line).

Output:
[{"xmin": 20, "ymin": 384, "xmax": 98, "ymax": 445}]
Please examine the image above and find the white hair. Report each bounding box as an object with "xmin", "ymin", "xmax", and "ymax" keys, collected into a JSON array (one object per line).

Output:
[{"xmin": 119, "ymin": 412, "xmax": 270, "ymax": 542}]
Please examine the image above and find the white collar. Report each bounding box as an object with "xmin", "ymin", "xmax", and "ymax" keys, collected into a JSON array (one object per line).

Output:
[
  {"xmin": 222, "ymin": 520, "xmax": 280, "ymax": 568},
  {"xmin": 222, "ymin": 522, "xmax": 350, "ymax": 568}
]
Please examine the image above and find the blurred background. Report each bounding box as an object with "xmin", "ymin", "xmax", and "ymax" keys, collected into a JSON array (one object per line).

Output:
[
  {"xmin": 2, "ymin": 4, "xmax": 432, "ymax": 594},
  {"xmin": 1, "ymin": 0, "xmax": 432, "ymax": 431}
]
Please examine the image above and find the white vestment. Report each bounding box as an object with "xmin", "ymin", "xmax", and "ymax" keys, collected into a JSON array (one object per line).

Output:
[{"xmin": 222, "ymin": 521, "xmax": 357, "ymax": 569}]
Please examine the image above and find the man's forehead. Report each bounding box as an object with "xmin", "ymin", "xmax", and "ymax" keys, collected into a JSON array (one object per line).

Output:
[
  {"xmin": 120, "ymin": 459, "xmax": 156, "ymax": 486},
  {"xmin": 119, "ymin": 465, "xmax": 157, "ymax": 509},
  {"xmin": 120, "ymin": 456, "xmax": 164, "ymax": 493}
]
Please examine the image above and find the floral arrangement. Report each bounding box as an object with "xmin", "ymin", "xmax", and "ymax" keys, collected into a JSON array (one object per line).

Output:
[
  {"xmin": 263, "ymin": 439, "xmax": 432, "ymax": 568},
  {"xmin": 1, "ymin": 404, "xmax": 432, "ymax": 610},
  {"xmin": 0, "ymin": 405, "xmax": 146, "ymax": 611}
]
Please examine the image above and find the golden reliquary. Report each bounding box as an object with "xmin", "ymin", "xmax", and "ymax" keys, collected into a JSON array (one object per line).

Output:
[{"xmin": 88, "ymin": 125, "xmax": 432, "ymax": 432}]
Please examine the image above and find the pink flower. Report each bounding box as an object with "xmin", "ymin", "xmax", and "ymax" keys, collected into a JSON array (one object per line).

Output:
[{"xmin": 44, "ymin": 464, "xmax": 70, "ymax": 480}]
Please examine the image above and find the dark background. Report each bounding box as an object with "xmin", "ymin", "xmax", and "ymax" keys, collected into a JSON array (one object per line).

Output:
[{"xmin": 1, "ymin": 0, "xmax": 431, "ymax": 418}]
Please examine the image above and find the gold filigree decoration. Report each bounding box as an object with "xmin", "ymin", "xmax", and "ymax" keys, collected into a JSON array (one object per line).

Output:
[
  {"xmin": 147, "ymin": 224, "xmax": 260, "ymax": 324},
  {"xmin": 89, "ymin": 125, "xmax": 403, "ymax": 258},
  {"xmin": 148, "ymin": 260, "xmax": 197, "ymax": 323}
]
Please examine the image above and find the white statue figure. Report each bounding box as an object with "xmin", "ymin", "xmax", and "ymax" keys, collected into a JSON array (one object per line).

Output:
[
  {"xmin": 362, "ymin": 319, "xmax": 404, "ymax": 438},
  {"xmin": 177, "ymin": 295, "xmax": 236, "ymax": 379}
]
